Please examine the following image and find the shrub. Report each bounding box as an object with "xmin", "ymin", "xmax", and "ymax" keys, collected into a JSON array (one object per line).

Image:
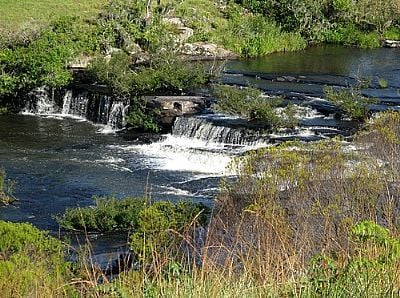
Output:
[
  {"xmin": 57, "ymin": 196, "xmax": 147, "ymax": 232},
  {"xmin": 212, "ymin": 85, "xmax": 299, "ymax": 129},
  {"xmin": 303, "ymin": 221, "xmax": 400, "ymax": 296},
  {"xmin": 0, "ymin": 168, "xmax": 15, "ymax": 205},
  {"xmin": 0, "ymin": 220, "xmax": 73, "ymax": 296},
  {"xmin": 324, "ymin": 86, "xmax": 375, "ymax": 121},
  {"xmin": 130, "ymin": 200, "xmax": 208, "ymax": 262},
  {"xmin": 215, "ymin": 6, "xmax": 306, "ymax": 57},
  {"xmin": 57, "ymin": 196, "xmax": 208, "ymax": 232}
]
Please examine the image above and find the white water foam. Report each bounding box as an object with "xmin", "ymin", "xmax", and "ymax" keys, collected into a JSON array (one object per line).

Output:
[{"xmin": 113, "ymin": 135, "xmax": 242, "ymax": 175}]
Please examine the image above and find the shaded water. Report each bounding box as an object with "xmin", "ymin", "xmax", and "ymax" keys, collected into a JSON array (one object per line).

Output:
[
  {"xmin": 0, "ymin": 45, "xmax": 399, "ymax": 253},
  {"xmin": 224, "ymin": 45, "xmax": 400, "ymax": 108}
]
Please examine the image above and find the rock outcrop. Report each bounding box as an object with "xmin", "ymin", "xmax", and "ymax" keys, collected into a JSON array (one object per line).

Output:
[
  {"xmin": 145, "ymin": 95, "xmax": 208, "ymax": 128},
  {"xmin": 180, "ymin": 42, "xmax": 238, "ymax": 60},
  {"xmin": 383, "ymin": 39, "xmax": 400, "ymax": 48}
]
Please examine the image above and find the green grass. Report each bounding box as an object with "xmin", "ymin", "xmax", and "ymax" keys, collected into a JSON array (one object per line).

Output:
[{"xmin": 0, "ymin": 0, "xmax": 107, "ymax": 33}]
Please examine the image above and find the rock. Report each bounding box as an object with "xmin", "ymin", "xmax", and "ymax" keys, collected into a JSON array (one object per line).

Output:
[
  {"xmin": 145, "ymin": 95, "xmax": 208, "ymax": 128},
  {"xmin": 68, "ymin": 54, "xmax": 93, "ymax": 69},
  {"xmin": 163, "ymin": 17, "xmax": 194, "ymax": 44},
  {"xmin": 163, "ymin": 17, "xmax": 185, "ymax": 27},
  {"xmin": 104, "ymin": 47, "xmax": 123, "ymax": 62},
  {"xmin": 124, "ymin": 42, "xmax": 142, "ymax": 56},
  {"xmin": 383, "ymin": 39, "xmax": 400, "ymax": 48},
  {"xmin": 180, "ymin": 42, "xmax": 238, "ymax": 60},
  {"xmin": 176, "ymin": 27, "xmax": 194, "ymax": 43}
]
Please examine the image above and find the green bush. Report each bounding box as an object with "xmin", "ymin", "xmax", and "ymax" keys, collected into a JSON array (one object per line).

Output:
[
  {"xmin": 212, "ymin": 85, "xmax": 298, "ymax": 129},
  {"xmin": 324, "ymin": 24, "xmax": 381, "ymax": 48},
  {"xmin": 0, "ymin": 168, "xmax": 15, "ymax": 205},
  {"xmin": 215, "ymin": 6, "xmax": 306, "ymax": 57},
  {"xmin": 0, "ymin": 220, "xmax": 74, "ymax": 296},
  {"xmin": 57, "ymin": 196, "xmax": 148, "ymax": 232},
  {"xmin": 0, "ymin": 17, "xmax": 99, "ymax": 97},
  {"xmin": 130, "ymin": 200, "xmax": 208, "ymax": 262},
  {"xmin": 324, "ymin": 86, "xmax": 375, "ymax": 121},
  {"xmin": 57, "ymin": 196, "xmax": 209, "ymax": 234},
  {"xmin": 303, "ymin": 221, "xmax": 400, "ymax": 297}
]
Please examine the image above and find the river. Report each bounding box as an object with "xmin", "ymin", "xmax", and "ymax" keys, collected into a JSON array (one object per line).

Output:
[{"xmin": 0, "ymin": 45, "xmax": 399, "ymax": 252}]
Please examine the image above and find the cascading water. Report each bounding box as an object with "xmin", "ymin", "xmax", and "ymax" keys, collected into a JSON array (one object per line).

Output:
[
  {"xmin": 23, "ymin": 87, "xmax": 128, "ymax": 130},
  {"xmin": 24, "ymin": 87, "xmax": 59, "ymax": 115},
  {"xmin": 172, "ymin": 115, "xmax": 269, "ymax": 146},
  {"xmin": 118, "ymin": 114, "xmax": 273, "ymax": 176},
  {"xmin": 61, "ymin": 90, "xmax": 73, "ymax": 115}
]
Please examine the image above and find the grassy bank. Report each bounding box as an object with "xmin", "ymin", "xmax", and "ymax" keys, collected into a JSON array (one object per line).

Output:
[{"xmin": 0, "ymin": 0, "xmax": 106, "ymax": 32}]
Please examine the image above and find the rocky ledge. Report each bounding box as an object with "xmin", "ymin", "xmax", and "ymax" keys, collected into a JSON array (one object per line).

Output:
[
  {"xmin": 383, "ymin": 39, "xmax": 400, "ymax": 48},
  {"xmin": 145, "ymin": 95, "xmax": 209, "ymax": 128},
  {"xmin": 180, "ymin": 42, "xmax": 238, "ymax": 60}
]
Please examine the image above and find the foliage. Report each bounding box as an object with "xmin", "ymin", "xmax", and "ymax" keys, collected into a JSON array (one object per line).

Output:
[
  {"xmin": 215, "ymin": 5, "xmax": 306, "ymax": 57},
  {"xmin": 126, "ymin": 99, "xmax": 161, "ymax": 132},
  {"xmin": 58, "ymin": 196, "xmax": 208, "ymax": 233},
  {"xmin": 57, "ymin": 196, "xmax": 147, "ymax": 232},
  {"xmin": 0, "ymin": 168, "xmax": 15, "ymax": 205},
  {"xmin": 237, "ymin": 0, "xmax": 400, "ymax": 44},
  {"xmin": 95, "ymin": 0, "xmax": 176, "ymax": 53},
  {"xmin": 304, "ymin": 221, "xmax": 400, "ymax": 297},
  {"xmin": 0, "ymin": 17, "xmax": 100, "ymax": 97},
  {"xmin": 0, "ymin": 220, "xmax": 74, "ymax": 297},
  {"xmin": 324, "ymin": 24, "xmax": 381, "ymax": 48},
  {"xmin": 129, "ymin": 200, "xmax": 208, "ymax": 262},
  {"xmin": 324, "ymin": 86, "xmax": 375, "ymax": 121},
  {"xmin": 0, "ymin": 0, "xmax": 106, "ymax": 47},
  {"xmin": 213, "ymin": 85, "xmax": 299, "ymax": 129}
]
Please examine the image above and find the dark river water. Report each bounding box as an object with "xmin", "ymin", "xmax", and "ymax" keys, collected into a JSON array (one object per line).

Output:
[{"xmin": 0, "ymin": 45, "xmax": 399, "ymax": 252}]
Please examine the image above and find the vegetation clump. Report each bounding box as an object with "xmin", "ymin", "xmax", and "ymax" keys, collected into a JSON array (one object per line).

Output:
[
  {"xmin": 0, "ymin": 220, "xmax": 73, "ymax": 297},
  {"xmin": 324, "ymin": 85, "xmax": 376, "ymax": 121},
  {"xmin": 213, "ymin": 84, "xmax": 299, "ymax": 129},
  {"xmin": 0, "ymin": 168, "xmax": 15, "ymax": 205},
  {"xmin": 237, "ymin": 0, "xmax": 400, "ymax": 47},
  {"xmin": 58, "ymin": 196, "xmax": 208, "ymax": 233}
]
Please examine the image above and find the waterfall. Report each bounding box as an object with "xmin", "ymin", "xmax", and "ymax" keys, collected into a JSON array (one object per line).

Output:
[
  {"xmin": 23, "ymin": 87, "xmax": 128, "ymax": 130},
  {"xmin": 107, "ymin": 102, "xmax": 126, "ymax": 129},
  {"xmin": 172, "ymin": 115, "xmax": 269, "ymax": 146},
  {"xmin": 61, "ymin": 90, "xmax": 73, "ymax": 115},
  {"xmin": 121, "ymin": 114, "xmax": 271, "ymax": 175},
  {"xmin": 23, "ymin": 87, "xmax": 59, "ymax": 115}
]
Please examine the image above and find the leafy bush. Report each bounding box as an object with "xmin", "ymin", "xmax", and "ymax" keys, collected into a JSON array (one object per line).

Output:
[
  {"xmin": 0, "ymin": 17, "xmax": 99, "ymax": 97},
  {"xmin": 0, "ymin": 220, "xmax": 73, "ymax": 296},
  {"xmin": 57, "ymin": 196, "xmax": 209, "ymax": 233},
  {"xmin": 0, "ymin": 168, "xmax": 15, "ymax": 205},
  {"xmin": 237, "ymin": 0, "xmax": 400, "ymax": 44},
  {"xmin": 57, "ymin": 196, "xmax": 147, "ymax": 232},
  {"xmin": 130, "ymin": 200, "xmax": 208, "ymax": 262},
  {"xmin": 324, "ymin": 86, "xmax": 375, "ymax": 121},
  {"xmin": 304, "ymin": 221, "xmax": 400, "ymax": 296},
  {"xmin": 212, "ymin": 85, "xmax": 299, "ymax": 129},
  {"xmin": 215, "ymin": 6, "xmax": 306, "ymax": 57}
]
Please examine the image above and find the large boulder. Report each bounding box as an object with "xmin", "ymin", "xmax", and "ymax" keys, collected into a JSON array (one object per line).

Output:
[
  {"xmin": 145, "ymin": 95, "xmax": 208, "ymax": 128},
  {"xmin": 383, "ymin": 39, "xmax": 400, "ymax": 48},
  {"xmin": 180, "ymin": 42, "xmax": 238, "ymax": 60}
]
